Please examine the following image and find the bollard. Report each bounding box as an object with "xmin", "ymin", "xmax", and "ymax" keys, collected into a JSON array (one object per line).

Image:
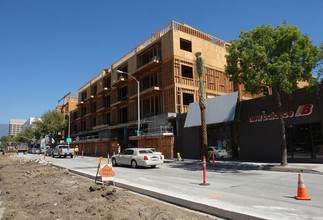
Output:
[
  {"xmin": 44, "ymin": 151, "xmax": 46, "ymax": 160},
  {"xmin": 107, "ymin": 153, "xmax": 110, "ymax": 164},
  {"xmin": 82, "ymin": 150, "xmax": 84, "ymax": 159},
  {"xmin": 212, "ymin": 153, "xmax": 215, "ymax": 170},
  {"xmin": 199, "ymin": 156, "xmax": 210, "ymax": 186}
]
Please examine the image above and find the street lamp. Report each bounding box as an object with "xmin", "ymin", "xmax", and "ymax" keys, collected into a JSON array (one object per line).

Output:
[{"xmin": 116, "ymin": 70, "xmax": 141, "ymax": 146}]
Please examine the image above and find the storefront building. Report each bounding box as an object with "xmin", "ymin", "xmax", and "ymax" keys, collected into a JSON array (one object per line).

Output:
[{"xmin": 239, "ymin": 86, "xmax": 323, "ymax": 162}]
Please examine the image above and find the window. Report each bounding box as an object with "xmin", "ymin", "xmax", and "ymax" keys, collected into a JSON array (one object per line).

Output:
[
  {"xmin": 91, "ymin": 102, "xmax": 96, "ymax": 113},
  {"xmin": 183, "ymin": 93, "xmax": 194, "ymax": 106},
  {"xmin": 81, "ymin": 91, "xmax": 87, "ymax": 101},
  {"xmin": 104, "ymin": 77, "xmax": 111, "ymax": 88},
  {"xmin": 180, "ymin": 38, "xmax": 192, "ymax": 52},
  {"xmin": 118, "ymin": 86, "xmax": 128, "ymax": 101},
  {"xmin": 181, "ymin": 65, "xmax": 193, "ymax": 78},
  {"xmin": 104, "ymin": 95, "xmax": 110, "ymax": 107}
]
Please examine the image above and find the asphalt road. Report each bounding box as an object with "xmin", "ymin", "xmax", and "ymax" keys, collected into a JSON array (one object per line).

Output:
[{"xmin": 25, "ymin": 154, "xmax": 323, "ymax": 220}]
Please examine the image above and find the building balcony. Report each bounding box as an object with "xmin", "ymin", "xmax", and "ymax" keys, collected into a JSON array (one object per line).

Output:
[
  {"xmin": 133, "ymin": 57, "xmax": 161, "ymax": 78},
  {"xmin": 110, "ymin": 97, "xmax": 128, "ymax": 108},
  {"xmin": 112, "ymin": 77, "xmax": 128, "ymax": 88},
  {"xmin": 98, "ymin": 86, "xmax": 111, "ymax": 95}
]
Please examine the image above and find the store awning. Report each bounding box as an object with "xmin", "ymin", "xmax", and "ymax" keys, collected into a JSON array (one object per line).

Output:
[{"xmin": 184, "ymin": 92, "xmax": 238, "ymax": 128}]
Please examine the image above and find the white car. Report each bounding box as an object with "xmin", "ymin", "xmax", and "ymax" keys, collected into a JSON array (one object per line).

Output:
[
  {"xmin": 111, "ymin": 148, "xmax": 163, "ymax": 168},
  {"xmin": 207, "ymin": 146, "xmax": 228, "ymax": 158},
  {"xmin": 147, "ymin": 148, "xmax": 165, "ymax": 160}
]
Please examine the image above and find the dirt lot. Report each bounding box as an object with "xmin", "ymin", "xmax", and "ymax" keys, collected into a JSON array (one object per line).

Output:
[{"xmin": 0, "ymin": 155, "xmax": 219, "ymax": 220}]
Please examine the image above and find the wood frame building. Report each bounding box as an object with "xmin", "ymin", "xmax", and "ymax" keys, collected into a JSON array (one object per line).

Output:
[{"xmin": 70, "ymin": 21, "xmax": 257, "ymax": 158}]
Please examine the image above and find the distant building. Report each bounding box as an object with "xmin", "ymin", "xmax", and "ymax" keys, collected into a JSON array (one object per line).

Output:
[
  {"xmin": 22, "ymin": 117, "xmax": 39, "ymax": 131},
  {"xmin": 9, "ymin": 119, "xmax": 27, "ymax": 137}
]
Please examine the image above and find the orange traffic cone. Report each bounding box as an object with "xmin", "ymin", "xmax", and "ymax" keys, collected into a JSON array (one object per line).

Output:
[{"xmin": 295, "ymin": 173, "xmax": 311, "ymax": 200}]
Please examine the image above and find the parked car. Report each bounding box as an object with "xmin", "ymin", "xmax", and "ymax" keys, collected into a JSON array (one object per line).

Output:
[
  {"xmin": 147, "ymin": 148, "xmax": 165, "ymax": 160},
  {"xmin": 28, "ymin": 147, "xmax": 33, "ymax": 154},
  {"xmin": 32, "ymin": 148, "xmax": 40, "ymax": 154},
  {"xmin": 45, "ymin": 147, "xmax": 53, "ymax": 156},
  {"xmin": 40, "ymin": 146, "xmax": 50, "ymax": 154},
  {"xmin": 52, "ymin": 145, "xmax": 74, "ymax": 158},
  {"xmin": 111, "ymin": 148, "xmax": 163, "ymax": 168},
  {"xmin": 207, "ymin": 146, "xmax": 228, "ymax": 158}
]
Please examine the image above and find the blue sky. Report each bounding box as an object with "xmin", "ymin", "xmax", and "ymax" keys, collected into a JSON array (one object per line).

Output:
[{"xmin": 0, "ymin": 0, "xmax": 322, "ymax": 124}]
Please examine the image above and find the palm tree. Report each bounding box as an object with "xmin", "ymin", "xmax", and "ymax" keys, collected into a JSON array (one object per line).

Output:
[{"xmin": 195, "ymin": 52, "xmax": 208, "ymax": 159}]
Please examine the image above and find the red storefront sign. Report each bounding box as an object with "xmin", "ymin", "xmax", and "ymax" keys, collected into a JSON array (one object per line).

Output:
[{"xmin": 249, "ymin": 104, "xmax": 313, "ymax": 123}]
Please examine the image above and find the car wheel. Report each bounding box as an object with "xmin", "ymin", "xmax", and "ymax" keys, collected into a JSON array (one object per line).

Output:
[
  {"xmin": 52, "ymin": 153, "xmax": 54, "ymax": 158},
  {"xmin": 151, "ymin": 165, "xmax": 156, "ymax": 168},
  {"xmin": 131, "ymin": 160, "xmax": 137, "ymax": 168},
  {"xmin": 70, "ymin": 155, "xmax": 73, "ymax": 158},
  {"xmin": 112, "ymin": 158, "xmax": 117, "ymax": 166}
]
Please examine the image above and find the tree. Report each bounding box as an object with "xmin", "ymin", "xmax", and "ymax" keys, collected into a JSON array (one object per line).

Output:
[
  {"xmin": 318, "ymin": 43, "xmax": 323, "ymax": 80},
  {"xmin": 225, "ymin": 22, "xmax": 320, "ymax": 165},
  {"xmin": 195, "ymin": 52, "xmax": 208, "ymax": 160},
  {"xmin": 34, "ymin": 110, "xmax": 67, "ymax": 146},
  {"xmin": 16, "ymin": 127, "xmax": 35, "ymax": 143}
]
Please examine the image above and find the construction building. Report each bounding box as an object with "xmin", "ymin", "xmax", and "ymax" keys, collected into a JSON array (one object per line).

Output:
[
  {"xmin": 70, "ymin": 21, "xmax": 257, "ymax": 158},
  {"xmin": 56, "ymin": 92, "xmax": 78, "ymax": 139}
]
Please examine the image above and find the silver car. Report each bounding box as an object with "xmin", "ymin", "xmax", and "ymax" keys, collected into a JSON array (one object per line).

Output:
[{"xmin": 111, "ymin": 148, "xmax": 163, "ymax": 168}]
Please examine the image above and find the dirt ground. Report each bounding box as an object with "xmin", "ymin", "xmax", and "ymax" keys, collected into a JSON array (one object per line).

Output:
[{"xmin": 0, "ymin": 155, "xmax": 220, "ymax": 220}]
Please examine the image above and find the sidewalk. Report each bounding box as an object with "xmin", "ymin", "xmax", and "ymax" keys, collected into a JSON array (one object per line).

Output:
[{"xmin": 165, "ymin": 158, "xmax": 323, "ymax": 174}]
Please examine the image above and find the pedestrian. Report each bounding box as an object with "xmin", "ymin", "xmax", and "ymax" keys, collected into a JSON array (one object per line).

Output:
[
  {"xmin": 75, "ymin": 145, "xmax": 79, "ymax": 157},
  {"xmin": 117, "ymin": 144, "xmax": 121, "ymax": 154}
]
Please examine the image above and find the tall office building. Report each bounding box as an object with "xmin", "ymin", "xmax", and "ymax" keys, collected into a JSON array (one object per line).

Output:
[{"xmin": 9, "ymin": 119, "xmax": 27, "ymax": 137}]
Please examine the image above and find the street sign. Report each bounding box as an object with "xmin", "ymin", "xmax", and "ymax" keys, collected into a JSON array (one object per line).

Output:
[
  {"xmin": 66, "ymin": 138, "xmax": 72, "ymax": 143},
  {"xmin": 135, "ymin": 130, "xmax": 143, "ymax": 134},
  {"xmin": 98, "ymin": 164, "xmax": 115, "ymax": 182},
  {"xmin": 31, "ymin": 138, "xmax": 36, "ymax": 141}
]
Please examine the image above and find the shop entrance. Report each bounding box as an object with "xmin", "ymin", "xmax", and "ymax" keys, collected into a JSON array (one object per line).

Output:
[{"xmin": 286, "ymin": 123, "xmax": 323, "ymax": 160}]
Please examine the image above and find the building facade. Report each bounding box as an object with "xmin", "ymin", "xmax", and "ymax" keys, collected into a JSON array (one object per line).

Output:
[
  {"xmin": 70, "ymin": 21, "xmax": 257, "ymax": 158},
  {"xmin": 9, "ymin": 119, "xmax": 27, "ymax": 137}
]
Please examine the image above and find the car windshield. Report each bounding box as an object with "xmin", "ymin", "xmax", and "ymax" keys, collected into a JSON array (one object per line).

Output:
[
  {"xmin": 139, "ymin": 150, "xmax": 153, "ymax": 154},
  {"xmin": 58, "ymin": 146, "xmax": 69, "ymax": 149}
]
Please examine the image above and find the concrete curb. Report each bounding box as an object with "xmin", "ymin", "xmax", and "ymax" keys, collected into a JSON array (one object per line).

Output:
[
  {"xmin": 52, "ymin": 164, "xmax": 264, "ymax": 220},
  {"xmin": 166, "ymin": 159, "xmax": 323, "ymax": 175}
]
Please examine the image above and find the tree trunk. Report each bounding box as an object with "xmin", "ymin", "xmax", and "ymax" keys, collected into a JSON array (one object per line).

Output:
[
  {"xmin": 199, "ymin": 95, "xmax": 208, "ymax": 160},
  {"xmin": 273, "ymin": 87, "xmax": 288, "ymax": 166}
]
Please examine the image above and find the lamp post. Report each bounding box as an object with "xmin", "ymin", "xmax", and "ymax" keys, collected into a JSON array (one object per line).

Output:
[{"xmin": 117, "ymin": 70, "xmax": 141, "ymax": 147}]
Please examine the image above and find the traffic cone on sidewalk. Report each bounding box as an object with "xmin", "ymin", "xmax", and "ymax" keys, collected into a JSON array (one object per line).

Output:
[{"xmin": 295, "ymin": 173, "xmax": 311, "ymax": 200}]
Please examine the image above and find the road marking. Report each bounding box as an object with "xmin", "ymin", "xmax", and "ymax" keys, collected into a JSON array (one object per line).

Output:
[{"xmin": 211, "ymin": 194, "xmax": 222, "ymax": 198}]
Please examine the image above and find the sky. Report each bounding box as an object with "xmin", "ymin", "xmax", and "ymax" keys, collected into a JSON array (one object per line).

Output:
[{"xmin": 0, "ymin": 0, "xmax": 322, "ymax": 124}]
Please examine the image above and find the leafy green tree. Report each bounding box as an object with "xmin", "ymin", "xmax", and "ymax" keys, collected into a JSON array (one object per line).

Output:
[
  {"xmin": 34, "ymin": 110, "xmax": 67, "ymax": 146},
  {"xmin": 225, "ymin": 22, "xmax": 320, "ymax": 165},
  {"xmin": 0, "ymin": 136, "xmax": 9, "ymax": 148},
  {"xmin": 195, "ymin": 52, "xmax": 208, "ymax": 160},
  {"xmin": 318, "ymin": 43, "xmax": 323, "ymax": 80},
  {"xmin": 16, "ymin": 127, "xmax": 35, "ymax": 143}
]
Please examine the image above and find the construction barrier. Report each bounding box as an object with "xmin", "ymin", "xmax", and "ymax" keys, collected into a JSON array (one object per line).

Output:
[
  {"xmin": 295, "ymin": 173, "xmax": 311, "ymax": 200},
  {"xmin": 199, "ymin": 156, "xmax": 210, "ymax": 186}
]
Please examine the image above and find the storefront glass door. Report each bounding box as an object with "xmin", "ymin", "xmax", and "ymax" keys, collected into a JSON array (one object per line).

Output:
[{"xmin": 286, "ymin": 123, "xmax": 323, "ymax": 159}]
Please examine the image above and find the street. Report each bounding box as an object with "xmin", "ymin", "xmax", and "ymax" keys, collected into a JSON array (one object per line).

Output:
[{"xmin": 26, "ymin": 154, "xmax": 323, "ymax": 220}]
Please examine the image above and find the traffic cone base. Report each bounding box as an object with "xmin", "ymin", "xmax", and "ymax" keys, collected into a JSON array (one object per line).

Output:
[{"xmin": 295, "ymin": 174, "xmax": 311, "ymax": 200}]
